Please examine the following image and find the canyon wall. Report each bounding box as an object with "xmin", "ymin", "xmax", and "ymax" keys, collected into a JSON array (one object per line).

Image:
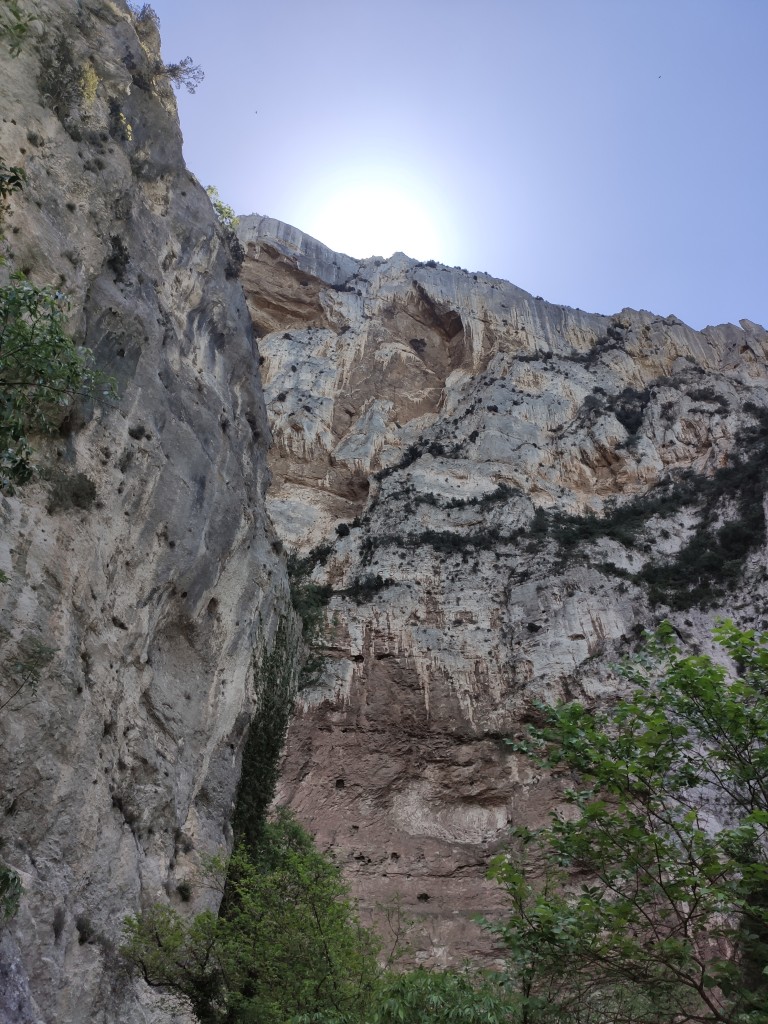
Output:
[
  {"xmin": 238, "ymin": 215, "xmax": 768, "ymax": 964},
  {"xmin": 0, "ymin": 4, "xmax": 286, "ymax": 1021},
  {"xmin": 2, "ymin": 1, "xmax": 767, "ymax": 1015}
]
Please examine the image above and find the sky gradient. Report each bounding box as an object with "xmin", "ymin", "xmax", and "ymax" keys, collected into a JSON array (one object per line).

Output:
[{"xmin": 149, "ymin": 0, "xmax": 768, "ymax": 330}]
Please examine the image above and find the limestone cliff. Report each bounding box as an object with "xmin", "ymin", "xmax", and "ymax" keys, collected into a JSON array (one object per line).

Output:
[
  {"xmin": 0, "ymin": 4, "xmax": 286, "ymax": 1021},
  {"xmin": 238, "ymin": 215, "xmax": 768, "ymax": 965}
]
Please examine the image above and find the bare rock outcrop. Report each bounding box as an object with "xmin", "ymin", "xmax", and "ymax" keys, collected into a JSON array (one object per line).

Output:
[
  {"xmin": 239, "ymin": 217, "xmax": 768, "ymax": 964},
  {"xmin": 0, "ymin": 4, "xmax": 286, "ymax": 1021}
]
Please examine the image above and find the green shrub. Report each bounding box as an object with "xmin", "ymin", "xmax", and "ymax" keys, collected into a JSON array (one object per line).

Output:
[
  {"xmin": 128, "ymin": 3, "xmax": 160, "ymax": 26},
  {"xmin": 122, "ymin": 812, "xmax": 381, "ymax": 1024},
  {"xmin": 368, "ymin": 969, "xmax": 511, "ymax": 1024},
  {"xmin": 205, "ymin": 186, "xmax": 244, "ymax": 278},
  {"xmin": 0, "ymin": 274, "xmax": 115, "ymax": 492},
  {"xmin": 0, "ymin": 857, "xmax": 22, "ymax": 920},
  {"xmin": 107, "ymin": 235, "xmax": 130, "ymax": 280},
  {"xmin": 345, "ymin": 573, "xmax": 390, "ymax": 604}
]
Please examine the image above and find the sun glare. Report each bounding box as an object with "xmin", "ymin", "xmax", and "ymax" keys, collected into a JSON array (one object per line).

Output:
[{"xmin": 299, "ymin": 172, "xmax": 451, "ymax": 263}]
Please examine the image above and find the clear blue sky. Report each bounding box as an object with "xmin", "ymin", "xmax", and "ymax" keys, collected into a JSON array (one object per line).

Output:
[{"xmin": 150, "ymin": 0, "xmax": 768, "ymax": 330}]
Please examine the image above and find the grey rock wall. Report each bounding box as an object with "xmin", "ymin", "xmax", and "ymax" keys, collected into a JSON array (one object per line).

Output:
[
  {"xmin": 238, "ymin": 215, "xmax": 768, "ymax": 964},
  {"xmin": 0, "ymin": 3, "xmax": 285, "ymax": 1020}
]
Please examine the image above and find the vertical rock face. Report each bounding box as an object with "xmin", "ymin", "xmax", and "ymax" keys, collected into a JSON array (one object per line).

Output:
[
  {"xmin": 239, "ymin": 216, "xmax": 768, "ymax": 964},
  {"xmin": 0, "ymin": 4, "xmax": 285, "ymax": 1021}
]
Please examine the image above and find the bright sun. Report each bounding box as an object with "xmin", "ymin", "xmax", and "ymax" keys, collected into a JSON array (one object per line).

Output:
[{"xmin": 298, "ymin": 170, "xmax": 451, "ymax": 263}]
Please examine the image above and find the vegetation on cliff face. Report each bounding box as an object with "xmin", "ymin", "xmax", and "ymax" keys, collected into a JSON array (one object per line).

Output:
[
  {"xmin": 232, "ymin": 615, "xmax": 300, "ymax": 851},
  {"xmin": 122, "ymin": 622, "xmax": 768, "ymax": 1024},
  {"xmin": 207, "ymin": 185, "xmax": 245, "ymax": 278},
  {"xmin": 0, "ymin": 274, "xmax": 115, "ymax": 491},
  {"xmin": 0, "ymin": 160, "xmax": 115, "ymax": 493},
  {"xmin": 543, "ymin": 406, "xmax": 768, "ymax": 610},
  {"xmin": 122, "ymin": 609, "xmax": 379, "ymax": 1022},
  {"xmin": 0, "ymin": 154, "xmax": 115, "ymax": 920},
  {"xmin": 122, "ymin": 814, "xmax": 512, "ymax": 1024},
  {"xmin": 122, "ymin": 811, "xmax": 382, "ymax": 1024}
]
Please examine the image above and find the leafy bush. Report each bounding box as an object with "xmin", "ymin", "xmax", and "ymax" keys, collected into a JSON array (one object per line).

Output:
[
  {"xmin": 287, "ymin": 548, "xmax": 333, "ymax": 687},
  {"xmin": 0, "ymin": 158, "xmax": 24, "ymax": 229},
  {"xmin": 367, "ymin": 969, "xmax": 511, "ymax": 1024},
  {"xmin": 344, "ymin": 573, "xmax": 390, "ymax": 604},
  {"xmin": 106, "ymin": 235, "xmax": 130, "ymax": 280},
  {"xmin": 206, "ymin": 186, "xmax": 244, "ymax": 278},
  {"xmin": 0, "ymin": 631, "xmax": 56, "ymax": 716},
  {"xmin": 122, "ymin": 812, "xmax": 381, "ymax": 1024},
  {"xmin": 0, "ymin": 274, "xmax": 115, "ymax": 492},
  {"xmin": 374, "ymin": 442, "xmax": 423, "ymax": 482},
  {"xmin": 608, "ymin": 386, "xmax": 651, "ymax": 435},
  {"xmin": 0, "ymin": 856, "xmax": 22, "ymax": 920},
  {"xmin": 127, "ymin": 3, "xmax": 160, "ymax": 26}
]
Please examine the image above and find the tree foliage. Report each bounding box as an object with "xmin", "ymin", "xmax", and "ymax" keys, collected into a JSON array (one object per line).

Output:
[
  {"xmin": 489, "ymin": 621, "xmax": 768, "ymax": 1024},
  {"xmin": 160, "ymin": 55, "xmax": 204, "ymax": 93},
  {"xmin": 369, "ymin": 968, "xmax": 511, "ymax": 1024},
  {"xmin": 122, "ymin": 811, "xmax": 381, "ymax": 1024},
  {"xmin": 0, "ymin": 159, "xmax": 24, "ymax": 229},
  {"xmin": 0, "ymin": 631, "xmax": 56, "ymax": 716}
]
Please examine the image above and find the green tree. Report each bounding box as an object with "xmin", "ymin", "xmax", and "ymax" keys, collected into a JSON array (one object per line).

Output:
[
  {"xmin": 122, "ymin": 811, "xmax": 381, "ymax": 1024},
  {"xmin": 160, "ymin": 55, "xmax": 204, "ymax": 93},
  {"xmin": 232, "ymin": 616, "xmax": 299, "ymax": 852},
  {"xmin": 489, "ymin": 621, "xmax": 768, "ymax": 1024},
  {"xmin": 0, "ymin": 159, "xmax": 24, "ymax": 233}
]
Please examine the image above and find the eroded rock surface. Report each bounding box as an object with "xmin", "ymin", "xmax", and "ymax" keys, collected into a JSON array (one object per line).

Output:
[
  {"xmin": 239, "ymin": 216, "xmax": 768, "ymax": 964},
  {"xmin": 0, "ymin": 4, "xmax": 285, "ymax": 1020}
]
